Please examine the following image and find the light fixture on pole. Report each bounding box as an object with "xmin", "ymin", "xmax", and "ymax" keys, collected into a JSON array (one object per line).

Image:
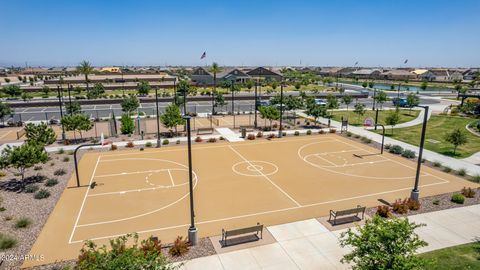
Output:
[
  {"xmin": 254, "ymin": 81, "xmax": 258, "ymax": 129},
  {"xmin": 57, "ymin": 86, "xmax": 66, "ymax": 141},
  {"xmin": 278, "ymin": 82, "xmax": 284, "ymax": 138},
  {"xmin": 410, "ymin": 105, "xmax": 429, "ymax": 201},
  {"xmin": 155, "ymin": 87, "xmax": 161, "ymax": 148},
  {"xmin": 183, "ymin": 115, "xmax": 198, "ymax": 245}
]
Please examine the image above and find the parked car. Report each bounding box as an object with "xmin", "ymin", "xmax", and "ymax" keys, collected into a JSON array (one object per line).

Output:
[
  {"xmin": 255, "ymin": 100, "xmax": 270, "ymax": 108},
  {"xmin": 315, "ymin": 99, "xmax": 327, "ymax": 106},
  {"xmin": 392, "ymin": 98, "xmax": 408, "ymax": 107}
]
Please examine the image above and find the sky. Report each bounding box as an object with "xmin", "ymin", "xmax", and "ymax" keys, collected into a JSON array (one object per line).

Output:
[{"xmin": 1, "ymin": 0, "xmax": 479, "ymax": 68}]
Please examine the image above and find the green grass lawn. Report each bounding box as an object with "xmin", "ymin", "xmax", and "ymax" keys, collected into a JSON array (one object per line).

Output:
[
  {"xmin": 374, "ymin": 115, "xmax": 480, "ymax": 158},
  {"xmin": 330, "ymin": 109, "xmax": 419, "ymax": 126},
  {"xmin": 419, "ymin": 242, "xmax": 480, "ymax": 270}
]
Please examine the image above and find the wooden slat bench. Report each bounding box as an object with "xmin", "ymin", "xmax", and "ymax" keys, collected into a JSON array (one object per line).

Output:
[
  {"xmin": 329, "ymin": 205, "xmax": 366, "ymax": 225},
  {"xmin": 239, "ymin": 125, "xmax": 255, "ymax": 132},
  {"xmin": 221, "ymin": 223, "xmax": 263, "ymax": 247},
  {"xmin": 196, "ymin": 127, "xmax": 214, "ymax": 135},
  {"xmin": 16, "ymin": 128, "xmax": 26, "ymax": 140}
]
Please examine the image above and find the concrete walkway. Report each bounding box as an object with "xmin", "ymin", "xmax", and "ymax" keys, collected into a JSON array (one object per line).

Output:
[
  {"xmin": 364, "ymin": 108, "xmax": 431, "ymax": 130},
  {"xmin": 179, "ymin": 204, "xmax": 480, "ymax": 269},
  {"xmin": 215, "ymin": 128, "xmax": 245, "ymax": 142}
]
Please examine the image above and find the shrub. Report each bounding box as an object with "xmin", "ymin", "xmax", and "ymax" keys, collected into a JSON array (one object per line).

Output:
[
  {"xmin": 54, "ymin": 169, "xmax": 66, "ymax": 176},
  {"xmin": 168, "ymin": 236, "xmax": 189, "ymax": 257},
  {"xmin": 247, "ymin": 134, "xmax": 256, "ymax": 140},
  {"xmin": 0, "ymin": 234, "xmax": 17, "ymax": 250},
  {"xmin": 145, "ymin": 142, "xmax": 153, "ymax": 147},
  {"xmin": 306, "ymin": 130, "xmax": 312, "ymax": 135},
  {"xmin": 219, "ymin": 136, "xmax": 225, "ymax": 140},
  {"xmin": 457, "ymin": 168, "xmax": 467, "ymax": 176},
  {"xmin": 443, "ymin": 166, "xmax": 452, "ymax": 173},
  {"xmin": 57, "ymin": 148, "xmax": 65, "ymax": 154},
  {"xmin": 4, "ymin": 216, "xmax": 12, "ymax": 221},
  {"xmin": 34, "ymin": 165, "xmax": 43, "ymax": 171},
  {"xmin": 267, "ymin": 133, "xmax": 275, "ymax": 139},
  {"xmin": 126, "ymin": 141, "xmax": 135, "ymax": 148},
  {"xmin": 384, "ymin": 144, "xmax": 391, "ymax": 150},
  {"xmin": 471, "ymin": 174, "xmax": 480, "ymax": 183},
  {"xmin": 25, "ymin": 184, "xmax": 39, "ymax": 193},
  {"xmin": 15, "ymin": 217, "xmax": 32, "ymax": 228},
  {"xmin": 111, "ymin": 144, "xmax": 118, "ymax": 151},
  {"xmin": 195, "ymin": 137, "xmax": 203, "ymax": 142},
  {"xmin": 319, "ymin": 130, "xmax": 326, "ymax": 134},
  {"xmin": 45, "ymin": 178, "xmax": 58, "ymax": 187},
  {"xmin": 140, "ymin": 147, "xmax": 144, "ymax": 151},
  {"xmin": 176, "ymin": 140, "xmax": 180, "ymax": 144},
  {"xmin": 406, "ymin": 198, "xmax": 421, "ymax": 211},
  {"xmin": 432, "ymin": 161, "xmax": 442, "ymax": 167},
  {"xmin": 294, "ymin": 131, "xmax": 300, "ymax": 136},
  {"xmin": 329, "ymin": 128, "xmax": 336, "ymax": 133},
  {"xmin": 34, "ymin": 189, "xmax": 51, "ymax": 199},
  {"xmin": 360, "ymin": 136, "xmax": 372, "ymax": 144},
  {"xmin": 162, "ymin": 139, "xmax": 170, "ymax": 145},
  {"xmin": 354, "ymin": 134, "xmax": 361, "ymax": 138},
  {"xmin": 63, "ymin": 156, "xmax": 70, "ymax": 162},
  {"xmin": 392, "ymin": 199, "xmax": 409, "ymax": 214},
  {"xmin": 0, "ymin": 207, "xmax": 5, "ymax": 212},
  {"xmin": 67, "ymin": 150, "xmax": 74, "ymax": 155},
  {"xmin": 346, "ymin": 131, "xmax": 352, "ymax": 137},
  {"xmin": 375, "ymin": 205, "xmax": 392, "ymax": 218},
  {"xmin": 389, "ymin": 145, "xmax": 403, "ymax": 155},
  {"xmin": 282, "ymin": 132, "xmax": 287, "ymax": 136},
  {"xmin": 461, "ymin": 187, "xmax": 476, "ymax": 198},
  {"xmin": 432, "ymin": 199, "xmax": 440, "ymax": 205},
  {"xmin": 401, "ymin": 149, "xmax": 416, "ymax": 159},
  {"xmin": 207, "ymin": 138, "xmax": 217, "ymax": 143},
  {"xmin": 256, "ymin": 132, "xmax": 263, "ymax": 138},
  {"xmin": 451, "ymin": 193, "xmax": 465, "ymax": 204}
]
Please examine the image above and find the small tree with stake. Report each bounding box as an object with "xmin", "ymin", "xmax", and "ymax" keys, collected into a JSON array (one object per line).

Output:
[
  {"xmin": 353, "ymin": 103, "xmax": 366, "ymax": 123},
  {"xmin": 161, "ymin": 103, "xmax": 185, "ymax": 136},
  {"xmin": 385, "ymin": 110, "xmax": 400, "ymax": 134},
  {"xmin": 61, "ymin": 114, "xmax": 93, "ymax": 141},
  {"xmin": 259, "ymin": 105, "xmax": 280, "ymax": 130},
  {"xmin": 121, "ymin": 96, "xmax": 140, "ymax": 115},
  {"xmin": 406, "ymin": 93, "xmax": 419, "ymax": 115},
  {"xmin": 120, "ymin": 114, "xmax": 135, "ymax": 135},
  {"xmin": 342, "ymin": 95, "xmax": 353, "ymax": 112},
  {"xmin": 0, "ymin": 142, "xmax": 48, "ymax": 181},
  {"xmin": 306, "ymin": 104, "xmax": 326, "ymax": 126},
  {"xmin": 137, "ymin": 80, "xmax": 151, "ymax": 96},
  {"xmin": 444, "ymin": 128, "xmax": 467, "ymax": 155},
  {"xmin": 66, "ymin": 101, "xmax": 82, "ymax": 115},
  {"xmin": 25, "ymin": 122, "xmax": 56, "ymax": 145},
  {"xmin": 0, "ymin": 101, "xmax": 12, "ymax": 125}
]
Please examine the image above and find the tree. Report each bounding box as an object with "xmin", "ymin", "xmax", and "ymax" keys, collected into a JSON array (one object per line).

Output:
[
  {"xmin": 271, "ymin": 81, "xmax": 279, "ymax": 90},
  {"xmin": 245, "ymin": 80, "xmax": 254, "ymax": 90},
  {"xmin": 362, "ymin": 81, "xmax": 368, "ymax": 88},
  {"xmin": 284, "ymin": 96, "xmax": 304, "ymax": 111},
  {"xmin": 4, "ymin": 78, "xmax": 10, "ymax": 83},
  {"xmin": 21, "ymin": 92, "xmax": 33, "ymax": 102},
  {"xmin": 306, "ymin": 104, "xmax": 326, "ymax": 125},
  {"xmin": 326, "ymin": 95, "xmax": 339, "ymax": 111},
  {"xmin": 77, "ymin": 60, "xmax": 94, "ymax": 92},
  {"xmin": 385, "ymin": 110, "xmax": 400, "ymax": 134},
  {"xmin": 161, "ymin": 103, "xmax": 185, "ymax": 136},
  {"xmin": 24, "ymin": 123, "xmax": 56, "ymax": 145},
  {"xmin": 176, "ymin": 80, "xmax": 191, "ymax": 97},
  {"xmin": 374, "ymin": 91, "xmax": 387, "ymax": 109},
  {"xmin": 420, "ymin": 81, "xmax": 428, "ymax": 91},
  {"xmin": 259, "ymin": 106, "xmax": 280, "ymax": 129},
  {"xmin": 120, "ymin": 114, "xmax": 135, "ymax": 135},
  {"xmin": 121, "ymin": 96, "xmax": 140, "ymax": 115},
  {"xmin": 137, "ymin": 80, "xmax": 150, "ymax": 96},
  {"xmin": 2, "ymin": 84, "xmax": 22, "ymax": 98},
  {"xmin": 87, "ymin": 83, "xmax": 105, "ymax": 99},
  {"xmin": 406, "ymin": 93, "xmax": 419, "ymax": 114},
  {"xmin": 294, "ymin": 82, "xmax": 301, "ymax": 90},
  {"xmin": 444, "ymin": 128, "xmax": 468, "ymax": 155},
  {"xmin": 61, "ymin": 114, "xmax": 93, "ymax": 141},
  {"xmin": 0, "ymin": 101, "xmax": 12, "ymax": 123},
  {"xmin": 66, "ymin": 101, "xmax": 82, "ymax": 115},
  {"xmin": 353, "ymin": 103, "xmax": 366, "ymax": 123},
  {"xmin": 340, "ymin": 215, "xmax": 428, "ymax": 270},
  {"xmin": 342, "ymin": 95, "xmax": 353, "ymax": 112},
  {"xmin": 0, "ymin": 142, "xmax": 48, "ymax": 180},
  {"xmin": 368, "ymin": 81, "xmax": 374, "ymax": 88},
  {"xmin": 213, "ymin": 92, "xmax": 226, "ymax": 111},
  {"xmin": 42, "ymin": 85, "xmax": 50, "ymax": 96},
  {"xmin": 209, "ymin": 62, "xmax": 222, "ymax": 114}
]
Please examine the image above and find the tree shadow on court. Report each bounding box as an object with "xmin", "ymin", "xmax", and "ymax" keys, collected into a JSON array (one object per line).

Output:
[{"xmin": 0, "ymin": 175, "xmax": 46, "ymax": 193}]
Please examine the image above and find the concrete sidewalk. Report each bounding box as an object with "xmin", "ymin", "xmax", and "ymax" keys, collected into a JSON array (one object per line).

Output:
[{"xmin": 179, "ymin": 204, "xmax": 480, "ymax": 269}]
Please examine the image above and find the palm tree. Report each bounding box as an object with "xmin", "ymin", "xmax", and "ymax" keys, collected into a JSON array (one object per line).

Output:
[
  {"xmin": 209, "ymin": 62, "xmax": 222, "ymax": 114},
  {"xmin": 77, "ymin": 60, "xmax": 94, "ymax": 92}
]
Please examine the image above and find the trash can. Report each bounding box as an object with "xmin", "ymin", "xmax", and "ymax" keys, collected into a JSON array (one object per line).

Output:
[{"xmin": 241, "ymin": 128, "xmax": 246, "ymax": 138}]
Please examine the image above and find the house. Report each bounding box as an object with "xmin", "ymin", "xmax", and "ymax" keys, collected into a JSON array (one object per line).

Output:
[
  {"xmin": 411, "ymin": 69, "xmax": 429, "ymax": 76},
  {"xmin": 317, "ymin": 67, "xmax": 343, "ymax": 77},
  {"xmin": 246, "ymin": 67, "xmax": 283, "ymax": 82},
  {"xmin": 463, "ymin": 69, "xmax": 480, "ymax": 81},
  {"xmin": 100, "ymin": 67, "xmax": 121, "ymax": 73},
  {"xmin": 350, "ymin": 69, "xmax": 382, "ymax": 79},
  {"xmin": 381, "ymin": 69, "xmax": 418, "ymax": 80},
  {"xmin": 190, "ymin": 67, "xmax": 250, "ymax": 85},
  {"xmin": 430, "ymin": 69, "xmax": 450, "ymax": 81},
  {"xmin": 449, "ymin": 69, "xmax": 465, "ymax": 82}
]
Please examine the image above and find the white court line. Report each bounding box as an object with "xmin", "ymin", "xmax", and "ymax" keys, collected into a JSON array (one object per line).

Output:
[
  {"xmin": 228, "ymin": 145, "xmax": 301, "ymax": 207},
  {"xmin": 314, "ymin": 154, "xmax": 338, "ymax": 166},
  {"xmin": 68, "ymin": 156, "xmax": 101, "ymax": 244},
  {"xmin": 0, "ymin": 131, "xmax": 13, "ymax": 140},
  {"xmin": 220, "ymin": 117, "xmax": 233, "ymax": 125},
  {"xmin": 317, "ymin": 149, "xmax": 359, "ymax": 156},
  {"xmin": 26, "ymin": 116, "xmax": 34, "ymax": 122},
  {"xmin": 331, "ymin": 159, "xmax": 389, "ymax": 168},
  {"xmin": 167, "ymin": 169, "xmax": 175, "ymax": 186},
  {"xmin": 94, "ymin": 168, "xmax": 171, "ymax": 178}
]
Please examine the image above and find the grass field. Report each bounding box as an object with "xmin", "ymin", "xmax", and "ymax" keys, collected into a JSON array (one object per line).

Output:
[
  {"xmin": 374, "ymin": 115, "xmax": 480, "ymax": 158},
  {"xmin": 330, "ymin": 109, "xmax": 420, "ymax": 126},
  {"xmin": 420, "ymin": 242, "xmax": 480, "ymax": 270}
]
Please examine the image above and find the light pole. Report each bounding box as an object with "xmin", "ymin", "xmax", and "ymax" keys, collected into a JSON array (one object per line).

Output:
[
  {"xmin": 410, "ymin": 105, "xmax": 429, "ymax": 201},
  {"xmin": 254, "ymin": 81, "xmax": 258, "ymax": 129},
  {"xmin": 173, "ymin": 78, "xmax": 177, "ymax": 105},
  {"xmin": 183, "ymin": 116, "xmax": 198, "ymax": 245},
  {"xmin": 57, "ymin": 86, "xmax": 66, "ymax": 141},
  {"xmin": 278, "ymin": 83, "xmax": 284, "ymax": 138},
  {"xmin": 68, "ymin": 84, "xmax": 73, "ymax": 114},
  {"xmin": 231, "ymin": 80, "xmax": 235, "ymax": 128},
  {"xmin": 155, "ymin": 87, "xmax": 161, "ymax": 148}
]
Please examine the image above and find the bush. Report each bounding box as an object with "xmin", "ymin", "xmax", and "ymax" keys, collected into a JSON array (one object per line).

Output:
[
  {"xmin": 207, "ymin": 138, "xmax": 217, "ymax": 143},
  {"xmin": 457, "ymin": 168, "xmax": 467, "ymax": 176},
  {"xmin": 67, "ymin": 150, "xmax": 74, "ymax": 155},
  {"xmin": 401, "ymin": 149, "xmax": 416, "ymax": 159},
  {"xmin": 319, "ymin": 130, "xmax": 326, "ymax": 134},
  {"xmin": 168, "ymin": 236, "xmax": 189, "ymax": 257},
  {"xmin": 375, "ymin": 205, "xmax": 392, "ymax": 218},
  {"xmin": 471, "ymin": 174, "xmax": 480, "ymax": 183},
  {"xmin": 294, "ymin": 131, "xmax": 300, "ymax": 136},
  {"xmin": 389, "ymin": 145, "xmax": 403, "ymax": 155},
  {"xmin": 256, "ymin": 132, "xmax": 263, "ymax": 138},
  {"xmin": 443, "ymin": 166, "xmax": 452, "ymax": 173},
  {"xmin": 346, "ymin": 131, "xmax": 352, "ymax": 137},
  {"xmin": 111, "ymin": 144, "xmax": 118, "ymax": 151},
  {"xmin": 57, "ymin": 148, "xmax": 65, "ymax": 154},
  {"xmin": 63, "ymin": 156, "xmax": 70, "ymax": 162},
  {"xmin": 0, "ymin": 207, "xmax": 5, "ymax": 212},
  {"xmin": 34, "ymin": 165, "xmax": 43, "ymax": 171},
  {"xmin": 219, "ymin": 136, "xmax": 225, "ymax": 140},
  {"xmin": 176, "ymin": 140, "xmax": 180, "ymax": 144},
  {"xmin": 145, "ymin": 142, "xmax": 153, "ymax": 147},
  {"xmin": 54, "ymin": 169, "xmax": 66, "ymax": 176},
  {"xmin": 25, "ymin": 184, "xmax": 39, "ymax": 193},
  {"xmin": 329, "ymin": 128, "xmax": 336, "ymax": 133},
  {"xmin": 267, "ymin": 133, "xmax": 275, "ymax": 139},
  {"xmin": 306, "ymin": 130, "xmax": 312, "ymax": 135},
  {"xmin": 45, "ymin": 178, "xmax": 58, "ymax": 187},
  {"xmin": 360, "ymin": 136, "xmax": 372, "ymax": 144},
  {"xmin": 282, "ymin": 132, "xmax": 287, "ymax": 136},
  {"xmin": 162, "ymin": 139, "xmax": 170, "ymax": 145},
  {"xmin": 461, "ymin": 187, "xmax": 476, "ymax": 198},
  {"xmin": 34, "ymin": 189, "xmax": 51, "ymax": 199},
  {"xmin": 432, "ymin": 199, "xmax": 440, "ymax": 205},
  {"xmin": 15, "ymin": 217, "xmax": 32, "ymax": 228},
  {"xmin": 451, "ymin": 193, "xmax": 465, "ymax": 204},
  {"xmin": 247, "ymin": 134, "xmax": 255, "ymax": 140},
  {"xmin": 392, "ymin": 199, "xmax": 409, "ymax": 214},
  {"xmin": 0, "ymin": 234, "xmax": 17, "ymax": 250},
  {"xmin": 195, "ymin": 137, "xmax": 203, "ymax": 142},
  {"xmin": 433, "ymin": 161, "xmax": 442, "ymax": 167},
  {"xmin": 406, "ymin": 198, "xmax": 421, "ymax": 211},
  {"xmin": 126, "ymin": 141, "xmax": 135, "ymax": 148},
  {"xmin": 384, "ymin": 144, "xmax": 391, "ymax": 150}
]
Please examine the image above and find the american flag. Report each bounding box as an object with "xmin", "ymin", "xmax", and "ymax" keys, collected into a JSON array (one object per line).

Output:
[
  {"xmin": 404, "ymin": 59, "xmax": 408, "ymax": 64},
  {"xmin": 354, "ymin": 61, "xmax": 358, "ymax": 66},
  {"xmin": 200, "ymin": 51, "xmax": 206, "ymax": 59}
]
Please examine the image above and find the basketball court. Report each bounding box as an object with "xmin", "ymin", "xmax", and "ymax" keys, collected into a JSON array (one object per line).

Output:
[{"xmin": 25, "ymin": 134, "xmax": 477, "ymax": 267}]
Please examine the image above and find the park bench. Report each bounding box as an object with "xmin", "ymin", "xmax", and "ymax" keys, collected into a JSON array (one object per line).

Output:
[
  {"xmin": 16, "ymin": 128, "xmax": 26, "ymax": 139},
  {"xmin": 197, "ymin": 127, "xmax": 214, "ymax": 135},
  {"xmin": 329, "ymin": 205, "xmax": 366, "ymax": 225},
  {"xmin": 239, "ymin": 125, "xmax": 255, "ymax": 132},
  {"xmin": 221, "ymin": 223, "xmax": 263, "ymax": 247}
]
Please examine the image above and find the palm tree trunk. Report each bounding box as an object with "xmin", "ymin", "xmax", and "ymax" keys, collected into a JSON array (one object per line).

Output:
[
  {"xmin": 212, "ymin": 75, "xmax": 216, "ymax": 115},
  {"xmin": 85, "ymin": 74, "xmax": 89, "ymax": 93}
]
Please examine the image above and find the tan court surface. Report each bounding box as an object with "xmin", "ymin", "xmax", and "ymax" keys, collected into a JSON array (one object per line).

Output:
[
  {"xmin": 25, "ymin": 134, "xmax": 478, "ymax": 267},
  {"xmin": 0, "ymin": 126, "xmax": 25, "ymax": 143}
]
